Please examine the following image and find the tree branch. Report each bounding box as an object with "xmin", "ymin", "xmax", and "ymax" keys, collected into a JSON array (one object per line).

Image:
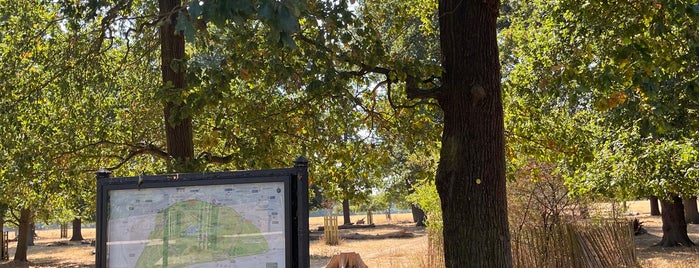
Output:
[
  {"xmin": 405, "ymin": 75, "xmax": 442, "ymax": 100},
  {"xmin": 62, "ymin": 140, "xmax": 170, "ymax": 172},
  {"xmin": 297, "ymin": 33, "xmax": 442, "ymax": 100},
  {"xmin": 103, "ymin": 143, "xmax": 170, "ymax": 171},
  {"xmin": 198, "ymin": 152, "xmax": 235, "ymax": 165},
  {"xmin": 9, "ymin": 208, "xmax": 19, "ymax": 224},
  {"xmin": 387, "ymin": 78, "xmax": 440, "ymax": 110},
  {"xmin": 505, "ymin": 130, "xmax": 577, "ymax": 155}
]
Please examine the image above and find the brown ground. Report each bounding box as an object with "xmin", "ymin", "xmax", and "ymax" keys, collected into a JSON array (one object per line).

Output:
[
  {"xmin": 1, "ymin": 228, "xmax": 95, "ymax": 268},
  {"xmin": 1, "ymin": 203, "xmax": 698, "ymax": 267},
  {"xmin": 626, "ymin": 200, "xmax": 699, "ymax": 268}
]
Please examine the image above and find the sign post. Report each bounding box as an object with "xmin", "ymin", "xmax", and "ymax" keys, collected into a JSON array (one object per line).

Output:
[{"xmin": 1, "ymin": 230, "xmax": 8, "ymax": 261}]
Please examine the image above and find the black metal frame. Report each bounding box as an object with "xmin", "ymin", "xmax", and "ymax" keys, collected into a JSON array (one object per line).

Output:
[
  {"xmin": 1, "ymin": 231, "xmax": 7, "ymax": 261},
  {"xmin": 95, "ymin": 157, "xmax": 309, "ymax": 268}
]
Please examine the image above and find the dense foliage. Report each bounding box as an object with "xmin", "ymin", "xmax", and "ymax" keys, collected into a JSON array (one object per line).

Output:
[{"xmin": 5, "ymin": 0, "xmax": 699, "ymax": 264}]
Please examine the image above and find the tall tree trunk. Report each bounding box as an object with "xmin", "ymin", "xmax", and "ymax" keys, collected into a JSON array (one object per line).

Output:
[
  {"xmin": 13, "ymin": 208, "xmax": 31, "ymax": 262},
  {"xmin": 658, "ymin": 194, "xmax": 695, "ymax": 247},
  {"xmin": 650, "ymin": 196, "xmax": 661, "ymax": 216},
  {"xmin": 159, "ymin": 0, "xmax": 194, "ymax": 170},
  {"xmin": 683, "ymin": 197, "xmax": 699, "ymax": 224},
  {"xmin": 410, "ymin": 204, "xmax": 426, "ymax": 227},
  {"xmin": 434, "ymin": 0, "xmax": 512, "ymax": 266},
  {"xmin": 70, "ymin": 218, "xmax": 84, "ymax": 241},
  {"xmin": 342, "ymin": 198, "xmax": 351, "ymax": 225}
]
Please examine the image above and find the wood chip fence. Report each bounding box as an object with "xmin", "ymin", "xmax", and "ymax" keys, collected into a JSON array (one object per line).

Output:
[
  {"xmin": 60, "ymin": 223, "xmax": 68, "ymax": 238},
  {"xmin": 324, "ymin": 216, "xmax": 340, "ymax": 245},
  {"xmin": 426, "ymin": 227, "xmax": 445, "ymax": 267},
  {"xmin": 426, "ymin": 221, "xmax": 637, "ymax": 268},
  {"xmin": 512, "ymin": 221, "xmax": 638, "ymax": 268}
]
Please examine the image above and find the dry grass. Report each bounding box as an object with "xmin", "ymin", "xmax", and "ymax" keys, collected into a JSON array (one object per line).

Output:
[
  {"xmin": 2, "ymin": 229, "xmax": 95, "ymax": 267},
  {"xmin": 2, "ymin": 205, "xmax": 699, "ymax": 267},
  {"xmin": 309, "ymin": 213, "xmax": 428, "ymax": 268},
  {"xmin": 626, "ymin": 200, "xmax": 699, "ymax": 268},
  {"xmin": 310, "ymin": 234, "xmax": 427, "ymax": 268}
]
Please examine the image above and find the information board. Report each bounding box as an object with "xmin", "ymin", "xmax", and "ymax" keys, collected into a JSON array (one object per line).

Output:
[{"xmin": 95, "ymin": 158, "xmax": 309, "ymax": 268}]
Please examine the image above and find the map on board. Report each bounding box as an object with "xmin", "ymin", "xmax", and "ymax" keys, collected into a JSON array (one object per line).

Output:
[{"xmin": 106, "ymin": 181, "xmax": 286, "ymax": 268}]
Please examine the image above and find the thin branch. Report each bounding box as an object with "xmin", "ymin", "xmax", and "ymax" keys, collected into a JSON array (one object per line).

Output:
[
  {"xmin": 505, "ymin": 130, "xmax": 577, "ymax": 155},
  {"xmin": 54, "ymin": 140, "xmax": 131, "ymax": 160},
  {"xmin": 297, "ymin": 33, "xmax": 443, "ymax": 105},
  {"xmin": 387, "ymin": 78, "xmax": 440, "ymax": 110},
  {"xmin": 198, "ymin": 152, "xmax": 235, "ymax": 165},
  {"xmin": 103, "ymin": 144, "xmax": 170, "ymax": 171},
  {"xmin": 9, "ymin": 209, "xmax": 19, "ymax": 223},
  {"xmin": 405, "ymin": 75, "xmax": 443, "ymax": 100}
]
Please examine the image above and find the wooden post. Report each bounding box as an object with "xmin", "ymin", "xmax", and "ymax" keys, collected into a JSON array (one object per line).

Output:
[
  {"xmin": 324, "ymin": 216, "xmax": 339, "ymax": 245},
  {"xmin": 366, "ymin": 211, "xmax": 373, "ymax": 225}
]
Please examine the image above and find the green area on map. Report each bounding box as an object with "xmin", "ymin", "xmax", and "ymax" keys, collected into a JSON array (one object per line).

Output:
[{"xmin": 135, "ymin": 199, "xmax": 269, "ymax": 268}]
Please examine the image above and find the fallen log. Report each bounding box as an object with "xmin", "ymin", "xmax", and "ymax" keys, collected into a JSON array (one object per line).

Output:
[
  {"xmin": 317, "ymin": 223, "xmax": 375, "ymax": 231},
  {"xmin": 342, "ymin": 230, "xmax": 415, "ymax": 240}
]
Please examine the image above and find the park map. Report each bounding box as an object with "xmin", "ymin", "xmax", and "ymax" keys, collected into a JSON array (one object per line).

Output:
[{"xmin": 107, "ymin": 182, "xmax": 286, "ymax": 268}]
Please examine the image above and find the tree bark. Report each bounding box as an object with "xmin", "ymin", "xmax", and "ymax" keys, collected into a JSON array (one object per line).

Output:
[
  {"xmin": 342, "ymin": 198, "xmax": 352, "ymax": 225},
  {"xmin": 70, "ymin": 218, "xmax": 84, "ymax": 241},
  {"xmin": 410, "ymin": 204, "xmax": 426, "ymax": 227},
  {"xmin": 650, "ymin": 196, "xmax": 661, "ymax": 216},
  {"xmin": 658, "ymin": 194, "xmax": 695, "ymax": 247},
  {"xmin": 159, "ymin": 0, "xmax": 194, "ymax": 170},
  {"xmin": 13, "ymin": 208, "xmax": 31, "ymax": 262},
  {"xmin": 683, "ymin": 196, "xmax": 699, "ymax": 224},
  {"xmin": 434, "ymin": 0, "xmax": 512, "ymax": 266}
]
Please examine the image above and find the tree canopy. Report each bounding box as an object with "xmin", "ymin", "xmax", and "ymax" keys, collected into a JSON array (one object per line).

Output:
[{"xmin": 6, "ymin": 0, "xmax": 699, "ymax": 264}]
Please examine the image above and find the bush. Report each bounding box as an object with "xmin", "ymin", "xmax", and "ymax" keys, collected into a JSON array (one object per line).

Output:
[
  {"xmin": 406, "ymin": 180, "xmax": 441, "ymax": 230},
  {"xmin": 508, "ymin": 159, "xmax": 589, "ymax": 231}
]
